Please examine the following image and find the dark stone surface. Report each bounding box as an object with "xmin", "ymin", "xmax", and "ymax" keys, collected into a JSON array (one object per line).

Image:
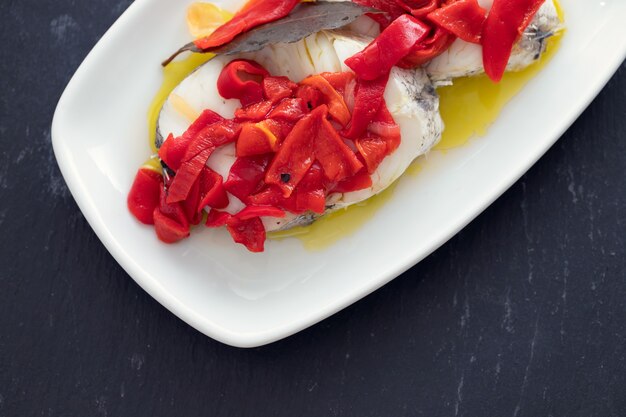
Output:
[{"xmin": 1, "ymin": 0, "xmax": 625, "ymax": 416}]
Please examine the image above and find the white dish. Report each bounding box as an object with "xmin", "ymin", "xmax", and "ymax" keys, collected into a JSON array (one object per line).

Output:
[{"xmin": 52, "ymin": 0, "xmax": 626, "ymax": 347}]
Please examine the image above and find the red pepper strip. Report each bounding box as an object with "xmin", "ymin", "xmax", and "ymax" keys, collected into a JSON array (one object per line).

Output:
[
  {"xmin": 263, "ymin": 76, "xmax": 297, "ymax": 103},
  {"xmin": 294, "ymin": 164, "xmax": 326, "ymax": 214},
  {"xmin": 266, "ymin": 106, "xmax": 363, "ymax": 197},
  {"xmin": 224, "ymin": 155, "xmax": 271, "ymax": 202},
  {"xmin": 399, "ymin": 26, "xmax": 456, "ymax": 67},
  {"xmin": 343, "ymin": 74, "xmax": 389, "ymax": 139},
  {"xmin": 194, "ymin": 0, "xmax": 300, "ymax": 50},
  {"xmin": 320, "ymin": 72, "xmax": 356, "ymax": 96},
  {"xmin": 153, "ymin": 209, "xmax": 191, "ymax": 243},
  {"xmin": 332, "ymin": 168, "xmax": 373, "ymax": 193},
  {"xmin": 159, "ymin": 185, "xmax": 190, "ymax": 229},
  {"xmin": 427, "ymin": 0, "xmax": 486, "ymax": 44},
  {"xmin": 226, "ymin": 217, "xmax": 266, "ymax": 253},
  {"xmin": 159, "ymin": 109, "xmax": 224, "ymax": 171},
  {"xmin": 182, "ymin": 176, "xmax": 204, "ymax": 225},
  {"xmin": 167, "ymin": 148, "xmax": 212, "ymax": 204},
  {"xmin": 237, "ymin": 206, "xmax": 286, "ymax": 220},
  {"xmin": 249, "ymin": 166, "xmax": 326, "ymax": 215},
  {"xmin": 197, "ymin": 167, "xmax": 229, "ymax": 211},
  {"xmin": 268, "ymin": 98, "xmax": 308, "ymax": 122},
  {"xmin": 217, "ymin": 60, "xmax": 270, "ymax": 107},
  {"xmin": 345, "ymin": 14, "xmax": 430, "ymax": 81},
  {"xmin": 300, "ymin": 76, "xmax": 351, "ymax": 127},
  {"xmin": 237, "ymin": 122, "xmax": 279, "ymax": 157},
  {"xmin": 370, "ymin": 101, "xmax": 401, "ymax": 153},
  {"xmin": 395, "ymin": 0, "xmax": 440, "ymax": 17},
  {"xmin": 167, "ymin": 120, "xmax": 241, "ymax": 204},
  {"xmin": 265, "ymin": 108, "xmax": 319, "ymax": 197},
  {"xmin": 352, "ymin": 0, "xmax": 406, "ymax": 19},
  {"xmin": 356, "ymin": 134, "xmax": 388, "ymax": 173},
  {"xmin": 315, "ymin": 115, "xmax": 364, "ymax": 183},
  {"xmin": 296, "ymin": 85, "xmax": 323, "ymax": 111},
  {"xmin": 482, "ymin": 0, "xmax": 545, "ymax": 82},
  {"xmin": 205, "ymin": 210, "xmax": 232, "ymax": 228},
  {"xmin": 153, "ymin": 188, "xmax": 190, "ymax": 244},
  {"xmin": 127, "ymin": 168, "xmax": 163, "ymax": 225},
  {"xmin": 234, "ymin": 101, "xmax": 273, "ymax": 122}
]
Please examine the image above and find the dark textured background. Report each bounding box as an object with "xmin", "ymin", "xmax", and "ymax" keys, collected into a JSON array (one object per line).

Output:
[{"xmin": 1, "ymin": 0, "xmax": 625, "ymax": 416}]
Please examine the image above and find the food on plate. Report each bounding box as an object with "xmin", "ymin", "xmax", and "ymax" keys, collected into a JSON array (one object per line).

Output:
[{"xmin": 128, "ymin": 0, "xmax": 564, "ymax": 252}]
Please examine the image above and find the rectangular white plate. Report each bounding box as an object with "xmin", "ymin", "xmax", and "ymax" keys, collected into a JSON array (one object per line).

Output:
[{"xmin": 52, "ymin": 0, "xmax": 626, "ymax": 347}]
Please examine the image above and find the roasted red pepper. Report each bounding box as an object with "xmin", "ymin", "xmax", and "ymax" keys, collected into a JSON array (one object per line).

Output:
[
  {"xmin": 197, "ymin": 167, "xmax": 229, "ymax": 211},
  {"xmin": 267, "ymin": 98, "xmax": 308, "ymax": 122},
  {"xmin": 300, "ymin": 75, "xmax": 351, "ymax": 127},
  {"xmin": 265, "ymin": 106, "xmax": 363, "ymax": 197},
  {"xmin": 224, "ymin": 155, "xmax": 271, "ymax": 202},
  {"xmin": 482, "ymin": 0, "xmax": 545, "ymax": 82},
  {"xmin": 399, "ymin": 26, "xmax": 455, "ymax": 67},
  {"xmin": 193, "ymin": 0, "xmax": 300, "ymax": 50},
  {"xmin": 427, "ymin": 0, "xmax": 486, "ymax": 44},
  {"xmin": 226, "ymin": 217, "xmax": 266, "ymax": 252},
  {"xmin": 343, "ymin": 74, "xmax": 389, "ymax": 139},
  {"xmin": 128, "ymin": 168, "xmax": 163, "ymax": 225},
  {"xmin": 263, "ymin": 76, "xmax": 297, "ymax": 103},
  {"xmin": 217, "ymin": 60, "xmax": 270, "ymax": 107},
  {"xmin": 352, "ymin": 0, "xmax": 406, "ymax": 20},
  {"xmin": 396, "ymin": 0, "xmax": 440, "ymax": 17},
  {"xmin": 236, "ymin": 205, "xmax": 286, "ymax": 221},
  {"xmin": 153, "ymin": 188, "xmax": 190, "ymax": 244},
  {"xmin": 345, "ymin": 14, "xmax": 430, "ymax": 81},
  {"xmin": 167, "ymin": 120, "xmax": 241, "ymax": 204}
]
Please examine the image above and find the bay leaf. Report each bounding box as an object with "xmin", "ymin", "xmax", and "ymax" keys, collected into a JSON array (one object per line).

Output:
[{"xmin": 163, "ymin": 1, "xmax": 379, "ymax": 66}]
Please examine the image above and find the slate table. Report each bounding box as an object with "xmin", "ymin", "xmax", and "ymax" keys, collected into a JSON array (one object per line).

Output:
[{"xmin": 1, "ymin": 0, "xmax": 625, "ymax": 416}]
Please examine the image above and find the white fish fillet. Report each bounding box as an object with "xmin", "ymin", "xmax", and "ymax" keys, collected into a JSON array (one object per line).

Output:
[
  {"xmin": 157, "ymin": 30, "xmax": 443, "ymax": 231},
  {"xmin": 426, "ymin": 0, "xmax": 561, "ymax": 83}
]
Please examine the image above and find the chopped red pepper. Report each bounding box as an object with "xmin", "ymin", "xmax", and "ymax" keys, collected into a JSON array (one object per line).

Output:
[
  {"xmin": 482, "ymin": 0, "xmax": 545, "ymax": 82},
  {"xmin": 193, "ymin": 0, "xmax": 300, "ymax": 51},
  {"xmin": 159, "ymin": 109, "xmax": 224, "ymax": 171},
  {"xmin": 267, "ymin": 98, "xmax": 308, "ymax": 122},
  {"xmin": 167, "ymin": 120, "xmax": 241, "ymax": 204},
  {"xmin": 396, "ymin": 0, "xmax": 440, "ymax": 17},
  {"xmin": 153, "ymin": 209, "xmax": 191, "ymax": 243},
  {"xmin": 332, "ymin": 168, "xmax": 373, "ymax": 193},
  {"xmin": 343, "ymin": 74, "xmax": 389, "ymax": 139},
  {"xmin": 197, "ymin": 167, "xmax": 229, "ymax": 211},
  {"xmin": 300, "ymin": 75, "xmax": 351, "ymax": 127},
  {"xmin": 153, "ymin": 187, "xmax": 190, "ymax": 244},
  {"xmin": 226, "ymin": 217, "xmax": 266, "ymax": 252},
  {"xmin": 205, "ymin": 210, "xmax": 232, "ymax": 228},
  {"xmin": 315, "ymin": 115, "xmax": 364, "ymax": 183},
  {"xmin": 399, "ymin": 26, "xmax": 455, "ymax": 67},
  {"xmin": 296, "ymin": 85, "xmax": 323, "ymax": 111},
  {"xmin": 263, "ymin": 76, "xmax": 297, "ymax": 103},
  {"xmin": 234, "ymin": 101, "xmax": 273, "ymax": 122},
  {"xmin": 217, "ymin": 60, "xmax": 270, "ymax": 107},
  {"xmin": 427, "ymin": 0, "xmax": 486, "ymax": 44},
  {"xmin": 345, "ymin": 14, "xmax": 430, "ymax": 81},
  {"xmin": 266, "ymin": 106, "xmax": 363, "ymax": 197},
  {"xmin": 293, "ymin": 164, "xmax": 326, "ymax": 214},
  {"xmin": 236, "ymin": 205, "xmax": 286, "ymax": 221},
  {"xmin": 237, "ymin": 121, "xmax": 280, "ymax": 157},
  {"xmin": 128, "ymin": 168, "xmax": 163, "ymax": 225},
  {"xmin": 352, "ymin": 0, "xmax": 406, "ymax": 20},
  {"xmin": 224, "ymin": 155, "xmax": 271, "ymax": 202}
]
